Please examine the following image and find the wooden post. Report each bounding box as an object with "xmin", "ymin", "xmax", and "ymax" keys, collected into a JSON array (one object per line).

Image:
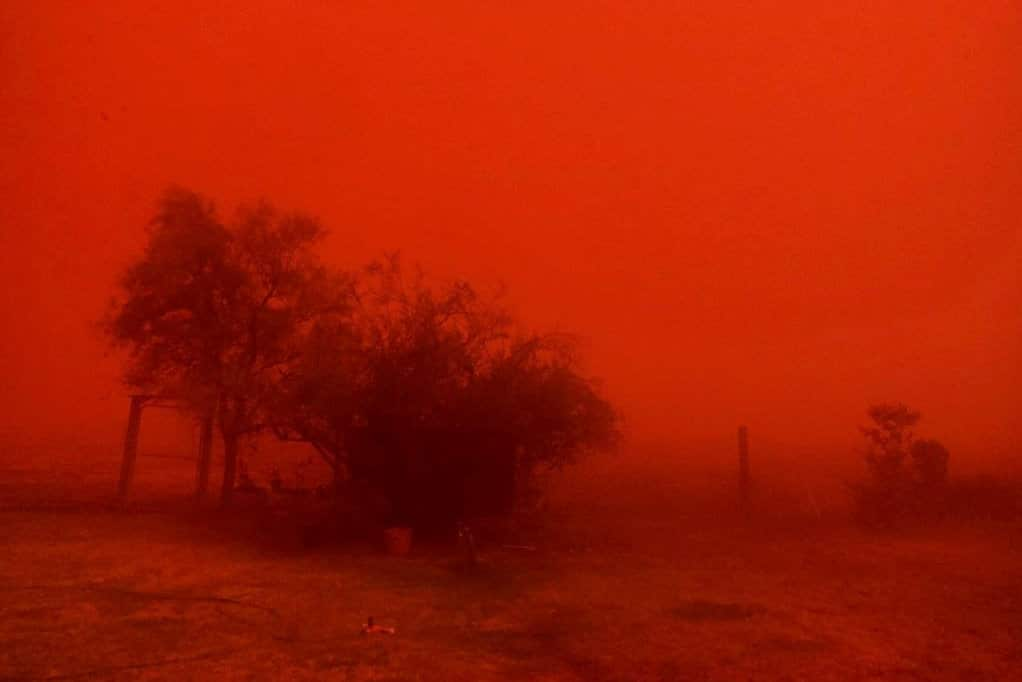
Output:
[
  {"xmin": 117, "ymin": 395, "xmax": 145, "ymax": 499},
  {"xmin": 195, "ymin": 411, "xmax": 214, "ymax": 500},
  {"xmin": 737, "ymin": 425, "xmax": 750, "ymax": 516},
  {"xmin": 220, "ymin": 432, "xmax": 238, "ymax": 507}
]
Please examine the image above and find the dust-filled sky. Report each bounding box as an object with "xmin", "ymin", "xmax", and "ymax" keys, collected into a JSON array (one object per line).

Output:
[{"xmin": 1, "ymin": 2, "xmax": 1018, "ymax": 470}]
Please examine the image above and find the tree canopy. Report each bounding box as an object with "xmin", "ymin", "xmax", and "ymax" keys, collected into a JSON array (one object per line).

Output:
[
  {"xmin": 108, "ymin": 188, "xmax": 619, "ymax": 520},
  {"xmin": 107, "ymin": 187, "xmax": 348, "ymax": 503},
  {"xmin": 854, "ymin": 402, "xmax": 951, "ymax": 527},
  {"xmin": 276, "ymin": 255, "xmax": 620, "ymax": 527}
]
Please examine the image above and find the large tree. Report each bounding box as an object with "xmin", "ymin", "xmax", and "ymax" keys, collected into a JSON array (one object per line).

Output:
[
  {"xmin": 277, "ymin": 255, "xmax": 619, "ymax": 528},
  {"xmin": 107, "ymin": 187, "xmax": 348, "ymax": 504}
]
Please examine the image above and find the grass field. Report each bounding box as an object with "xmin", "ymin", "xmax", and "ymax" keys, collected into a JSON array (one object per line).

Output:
[{"xmin": 1, "ymin": 449, "xmax": 1020, "ymax": 680}]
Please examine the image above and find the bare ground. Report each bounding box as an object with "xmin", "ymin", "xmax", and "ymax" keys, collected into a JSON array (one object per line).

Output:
[{"xmin": 1, "ymin": 451, "xmax": 1020, "ymax": 681}]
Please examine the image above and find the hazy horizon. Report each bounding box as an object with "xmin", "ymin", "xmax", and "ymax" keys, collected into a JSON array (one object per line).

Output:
[{"xmin": 2, "ymin": 2, "xmax": 1018, "ymax": 472}]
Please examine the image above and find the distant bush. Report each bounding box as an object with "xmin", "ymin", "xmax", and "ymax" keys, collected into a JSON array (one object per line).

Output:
[{"xmin": 851, "ymin": 403, "xmax": 955, "ymax": 527}]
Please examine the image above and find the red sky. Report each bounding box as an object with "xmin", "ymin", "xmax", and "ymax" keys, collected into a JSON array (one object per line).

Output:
[{"xmin": 1, "ymin": 2, "xmax": 1019, "ymax": 471}]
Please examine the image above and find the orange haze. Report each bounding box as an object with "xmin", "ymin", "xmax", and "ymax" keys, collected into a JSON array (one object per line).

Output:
[{"xmin": 1, "ymin": 2, "xmax": 1018, "ymax": 473}]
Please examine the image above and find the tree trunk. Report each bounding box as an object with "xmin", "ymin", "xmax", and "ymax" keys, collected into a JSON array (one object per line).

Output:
[{"xmin": 220, "ymin": 431, "xmax": 239, "ymax": 507}]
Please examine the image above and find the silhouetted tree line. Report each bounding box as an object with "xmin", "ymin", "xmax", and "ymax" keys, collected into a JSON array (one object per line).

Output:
[{"xmin": 106, "ymin": 188, "xmax": 619, "ymax": 528}]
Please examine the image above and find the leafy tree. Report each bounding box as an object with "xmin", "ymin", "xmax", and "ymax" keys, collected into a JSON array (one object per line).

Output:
[
  {"xmin": 107, "ymin": 187, "xmax": 348, "ymax": 504},
  {"xmin": 860, "ymin": 402, "xmax": 920, "ymax": 484},
  {"xmin": 276, "ymin": 255, "xmax": 619, "ymax": 528},
  {"xmin": 853, "ymin": 403, "xmax": 953, "ymax": 526}
]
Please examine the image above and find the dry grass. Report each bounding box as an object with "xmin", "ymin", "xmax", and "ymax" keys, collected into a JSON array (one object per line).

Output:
[{"xmin": 1, "ymin": 449, "xmax": 1020, "ymax": 680}]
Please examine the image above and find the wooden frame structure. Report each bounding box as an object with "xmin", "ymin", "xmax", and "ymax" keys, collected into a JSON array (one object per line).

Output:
[{"xmin": 117, "ymin": 394, "xmax": 215, "ymax": 501}]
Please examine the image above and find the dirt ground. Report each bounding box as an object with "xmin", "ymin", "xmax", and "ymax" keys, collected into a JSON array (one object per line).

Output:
[{"xmin": 1, "ymin": 451, "xmax": 1020, "ymax": 681}]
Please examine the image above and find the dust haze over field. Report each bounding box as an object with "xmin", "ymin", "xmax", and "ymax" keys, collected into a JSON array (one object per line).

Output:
[
  {"xmin": 2, "ymin": 1, "xmax": 1019, "ymax": 465},
  {"xmin": 1, "ymin": 2, "xmax": 1021, "ymax": 680}
]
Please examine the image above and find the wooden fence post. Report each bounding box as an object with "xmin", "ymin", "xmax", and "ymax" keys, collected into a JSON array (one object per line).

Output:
[
  {"xmin": 195, "ymin": 411, "xmax": 214, "ymax": 500},
  {"xmin": 117, "ymin": 395, "xmax": 145, "ymax": 499},
  {"xmin": 737, "ymin": 425, "xmax": 750, "ymax": 516}
]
